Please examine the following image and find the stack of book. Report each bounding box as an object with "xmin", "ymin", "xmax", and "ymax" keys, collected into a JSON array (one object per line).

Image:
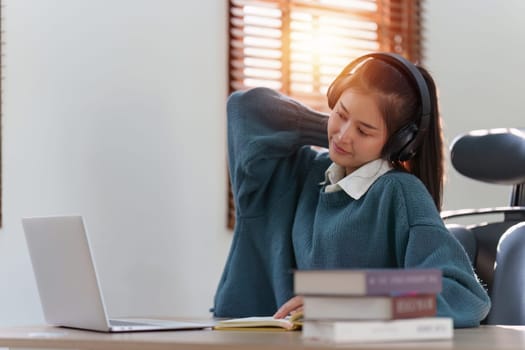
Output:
[{"xmin": 295, "ymin": 268, "xmax": 453, "ymax": 344}]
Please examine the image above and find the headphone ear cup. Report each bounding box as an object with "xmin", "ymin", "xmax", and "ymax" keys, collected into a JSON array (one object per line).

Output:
[{"xmin": 384, "ymin": 122, "xmax": 418, "ymax": 161}]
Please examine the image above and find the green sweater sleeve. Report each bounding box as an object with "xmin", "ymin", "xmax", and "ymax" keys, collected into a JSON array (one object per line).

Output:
[
  {"xmin": 227, "ymin": 87, "xmax": 328, "ymax": 217},
  {"xmin": 404, "ymin": 225, "xmax": 491, "ymax": 327},
  {"xmin": 389, "ymin": 176, "xmax": 491, "ymax": 327},
  {"xmin": 214, "ymin": 88, "xmax": 329, "ymax": 317}
]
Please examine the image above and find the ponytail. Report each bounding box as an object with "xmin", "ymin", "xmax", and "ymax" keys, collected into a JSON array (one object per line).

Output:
[{"xmin": 392, "ymin": 67, "xmax": 444, "ymax": 210}]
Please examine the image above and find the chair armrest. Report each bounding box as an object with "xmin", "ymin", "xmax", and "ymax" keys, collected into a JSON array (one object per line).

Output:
[{"xmin": 441, "ymin": 206, "xmax": 525, "ymax": 221}]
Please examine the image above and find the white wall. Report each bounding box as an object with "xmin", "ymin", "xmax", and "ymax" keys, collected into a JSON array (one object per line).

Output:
[
  {"xmin": 1, "ymin": 0, "xmax": 525, "ymax": 327},
  {"xmin": 425, "ymin": 0, "xmax": 525, "ymax": 213},
  {"xmin": 1, "ymin": 0, "xmax": 230, "ymax": 325}
]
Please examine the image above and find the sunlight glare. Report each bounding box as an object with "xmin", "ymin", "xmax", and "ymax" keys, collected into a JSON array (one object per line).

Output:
[{"xmin": 240, "ymin": 1, "xmax": 380, "ymax": 94}]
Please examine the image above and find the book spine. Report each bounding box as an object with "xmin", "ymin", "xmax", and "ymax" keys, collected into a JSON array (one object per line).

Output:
[
  {"xmin": 302, "ymin": 317, "xmax": 453, "ymax": 343},
  {"xmin": 303, "ymin": 294, "xmax": 437, "ymax": 320},
  {"xmin": 365, "ymin": 269, "xmax": 442, "ymax": 295}
]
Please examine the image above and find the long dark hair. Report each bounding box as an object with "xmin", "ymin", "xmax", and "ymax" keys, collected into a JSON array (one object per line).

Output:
[{"xmin": 327, "ymin": 58, "xmax": 445, "ymax": 210}]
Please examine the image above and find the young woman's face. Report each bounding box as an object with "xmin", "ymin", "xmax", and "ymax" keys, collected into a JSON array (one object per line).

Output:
[{"xmin": 327, "ymin": 89, "xmax": 389, "ymax": 174}]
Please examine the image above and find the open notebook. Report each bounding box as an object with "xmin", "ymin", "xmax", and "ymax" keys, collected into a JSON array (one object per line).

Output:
[
  {"xmin": 214, "ymin": 312, "xmax": 303, "ymax": 331},
  {"xmin": 22, "ymin": 215, "xmax": 214, "ymax": 332}
]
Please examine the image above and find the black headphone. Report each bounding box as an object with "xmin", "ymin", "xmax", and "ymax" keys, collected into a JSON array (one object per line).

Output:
[{"xmin": 327, "ymin": 52, "xmax": 431, "ymax": 162}]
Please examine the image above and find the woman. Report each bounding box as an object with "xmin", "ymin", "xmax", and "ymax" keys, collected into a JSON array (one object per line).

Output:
[{"xmin": 213, "ymin": 52, "xmax": 490, "ymax": 327}]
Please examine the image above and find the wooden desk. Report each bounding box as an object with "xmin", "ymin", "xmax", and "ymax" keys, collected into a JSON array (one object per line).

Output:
[{"xmin": 0, "ymin": 325, "xmax": 524, "ymax": 350}]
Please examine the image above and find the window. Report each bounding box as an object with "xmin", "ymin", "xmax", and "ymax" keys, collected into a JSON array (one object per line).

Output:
[{"xmin": 227, "ymin": 0, "xmax": 424, "ymax": 228}]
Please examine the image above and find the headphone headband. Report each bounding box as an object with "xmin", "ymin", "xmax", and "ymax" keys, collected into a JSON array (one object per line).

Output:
[{"xmin": 328, "ymin": 52, "xmax": 432, "ymax": 161}]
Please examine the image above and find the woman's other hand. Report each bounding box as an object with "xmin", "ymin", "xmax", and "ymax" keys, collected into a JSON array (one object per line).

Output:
[{"xmin": 273, "ymin": 296, "xmax": 304, "ymax": 319}]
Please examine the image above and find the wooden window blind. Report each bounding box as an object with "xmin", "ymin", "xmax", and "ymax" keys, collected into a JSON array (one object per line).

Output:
[{"xmin": 227, "ymin": 0, "xmax": 424, "ymax": 229}]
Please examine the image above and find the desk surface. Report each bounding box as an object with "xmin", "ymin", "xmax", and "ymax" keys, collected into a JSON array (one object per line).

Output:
[{"xmin": 0, "ymin": 325, "xmax": 524, "ymax": 350}]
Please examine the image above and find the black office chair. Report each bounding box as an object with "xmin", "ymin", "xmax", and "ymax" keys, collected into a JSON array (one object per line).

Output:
[{"xmin": 441, "ymin": 128, "xmax": 525, "ymax": 325}]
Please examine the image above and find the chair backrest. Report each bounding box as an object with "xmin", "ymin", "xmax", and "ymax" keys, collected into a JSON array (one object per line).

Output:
[{"xmin": 443, "ymin": 127, "xmax": 525, "ymax": 324}]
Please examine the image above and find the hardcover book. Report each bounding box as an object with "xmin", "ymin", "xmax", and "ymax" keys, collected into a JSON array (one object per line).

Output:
[
  {"xmin": 294, "ymin": 268, "xmax": 442, "ymax": 296},
  {"xmin": 303, "ymin": 294, "xmax": 437, "ymax": 320},
  {"xmin": 302, "ymin": 317, "xmax": 453, "ymax": 343}
]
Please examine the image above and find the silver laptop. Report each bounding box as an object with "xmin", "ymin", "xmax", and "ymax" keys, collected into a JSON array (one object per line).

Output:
[{"xmin": 22, "ymin": 215, "xmax": 214, "ymax": 332}]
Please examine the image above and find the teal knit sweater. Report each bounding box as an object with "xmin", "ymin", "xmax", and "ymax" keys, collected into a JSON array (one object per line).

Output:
[{"xmin": 213, "ymin": 87, "xmax": 491, "ymax": 327}]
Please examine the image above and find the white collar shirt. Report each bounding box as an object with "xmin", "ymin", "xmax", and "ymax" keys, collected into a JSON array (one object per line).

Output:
[{"xmin": 323, "ymin": 159, "xmax": 393, "ymax": 199}]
